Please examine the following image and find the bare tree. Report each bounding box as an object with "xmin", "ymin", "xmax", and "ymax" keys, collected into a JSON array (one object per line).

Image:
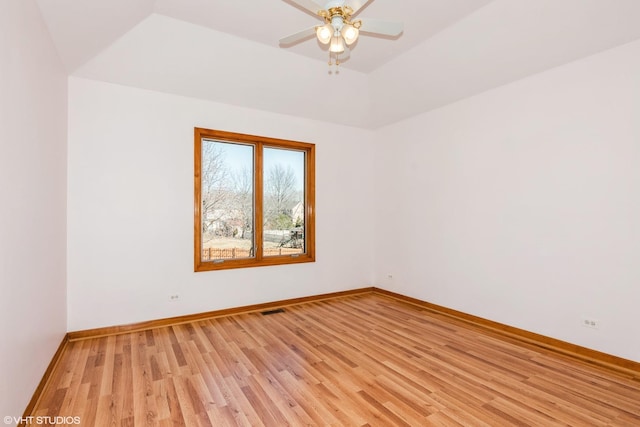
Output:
[
  {"xmin": 231, "ymin": 166, "xmax": 253, "ymax": 239},
  {"xmin": 264, "ymin": 164, "xmax": 297, "ymax": 228},
  {"xmin": 201, "ymin": 141, "xmax": 228, "ymax": 235}
]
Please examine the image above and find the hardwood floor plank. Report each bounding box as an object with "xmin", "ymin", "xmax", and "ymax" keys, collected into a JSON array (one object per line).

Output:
[
  {"xmin": 164, "ymin": 377, "xmax": 187, "ymax": 426},
  {"xmin": 218, "ymin": 371, "xmax": 265, "ymax": 426},
  {"xmin": 30, "ymin": 294, "xmax": 640, "ymax": 426},
  {"xmin": 274, "ymin": 370, "xmax": 343, "ymax": 425},
  {"xmin": 485, "ymin": 396, "xmax": 562, "ymax": 426},
  {"xmin": 239, "ymin": 384, "xmax": 279, "ymax": 426}
]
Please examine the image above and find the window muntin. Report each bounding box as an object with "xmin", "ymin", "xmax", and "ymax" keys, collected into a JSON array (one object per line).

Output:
[{"xmin": 194, "ymin": 128, "xmax": 315, "ymax": 271}]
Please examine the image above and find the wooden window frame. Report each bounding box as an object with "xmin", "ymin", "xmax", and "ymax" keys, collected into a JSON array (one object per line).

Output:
[{"xmin": 194, "ymin": 128, "xmax": 315, "ymax": 271}]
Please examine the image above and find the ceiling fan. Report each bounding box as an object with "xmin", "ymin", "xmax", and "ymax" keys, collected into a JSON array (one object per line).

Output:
[{"xmin": 279, "ymin": 0, "xmax": 403, "ymax": 66}]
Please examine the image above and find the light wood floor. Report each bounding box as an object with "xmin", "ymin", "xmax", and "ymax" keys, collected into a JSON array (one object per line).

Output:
[{"xmin": 33, "ymin": 294, "xmax": 640, "ymax": 426}]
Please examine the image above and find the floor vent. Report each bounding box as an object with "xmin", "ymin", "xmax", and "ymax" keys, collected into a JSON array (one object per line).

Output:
[{"xmin": 261, "ymin": 308, "xmax": 285, "ymax": 316}]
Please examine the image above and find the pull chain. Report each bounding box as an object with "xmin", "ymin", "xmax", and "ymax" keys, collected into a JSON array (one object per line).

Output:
[{"xmin": 328, "ymin": 52, "xmax": 341, "ymax": 68}]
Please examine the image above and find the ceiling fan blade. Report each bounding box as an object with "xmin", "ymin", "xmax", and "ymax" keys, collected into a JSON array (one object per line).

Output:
[
  {"xmin": 279, "ymin": 26, "xmax": 317, "ymax": 45},
  {"xmin": 358, "ymin": 18, "xmax": 404, "ymax": 36},
  {"xmin": 349, "ymin": 0, "xmax": 373, "ymax": 15},
  {"xmin": 284, "ymin": 0, "xmax": 324, "ymax": 16}
]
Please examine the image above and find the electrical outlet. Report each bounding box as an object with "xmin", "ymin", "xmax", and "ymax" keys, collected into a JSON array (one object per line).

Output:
[
  {"xmin": 169, "ymin": 294, "xmax": 180, "ymax": 302},
  {"xmin": 581, "ymin": 317, "xmax": 599, "ymax": 329}
]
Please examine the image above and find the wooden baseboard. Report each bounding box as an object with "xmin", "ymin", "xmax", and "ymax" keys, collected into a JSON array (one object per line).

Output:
[
  {"xmin": 21, "ymin": 335, "xmax": 69, "ymax": 423},
  {"xmin": 372, "ymin": 287, "xmax": 640, "ymax": 379},
  {"xmin": 67, "ymin": 287, "xmax": 375, "ymax": 341}
]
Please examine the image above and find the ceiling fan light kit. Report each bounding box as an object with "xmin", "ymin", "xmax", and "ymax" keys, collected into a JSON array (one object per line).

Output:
[
  {"xmin": 317, "ymin": 5, "xmax": 359, "ymax": 64},
  {"xmin": 280, "ymin": 0, "xmax": 403, "ymax": 68}
]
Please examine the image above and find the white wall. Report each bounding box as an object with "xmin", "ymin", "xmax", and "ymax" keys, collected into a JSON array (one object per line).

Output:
[
  {"xmin": 0, "ymin": 0, "xmax": 67, "ymax": 420},
  {"xmin": 67, "ymin": 77, "xmax": 375, "ymax": 331},
  {"xmin": 374, "ymin": 39, "xmax": 640, "ymax": 362}
]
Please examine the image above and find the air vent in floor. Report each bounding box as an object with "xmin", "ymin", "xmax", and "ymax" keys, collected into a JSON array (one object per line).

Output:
[{"xmin": 261, "ymin": 308, "xmax": 285, "ymax": 316}]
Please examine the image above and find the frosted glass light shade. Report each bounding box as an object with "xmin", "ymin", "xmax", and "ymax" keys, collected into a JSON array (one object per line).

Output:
[
  {"xmin": 341, "ymin": 24, "xmax": 359, "ymax": 45},
  {"xmin": 316, "ymin": 24, "xmax": 332, "ymax": 44},
  {"xmin": 329, "ymin": 35, "xmax": 345, "ymax": 53}
]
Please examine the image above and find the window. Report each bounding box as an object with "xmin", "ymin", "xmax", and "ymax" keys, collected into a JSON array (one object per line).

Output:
[{"xmin": 194, "ymin": 128, "xmax": 315, "ymax": 271}]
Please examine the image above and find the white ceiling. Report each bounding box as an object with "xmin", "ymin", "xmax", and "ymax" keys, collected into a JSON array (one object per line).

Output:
[{"xmin": 35, "ymin": 0, "xmax": 640, "ymax": 128}]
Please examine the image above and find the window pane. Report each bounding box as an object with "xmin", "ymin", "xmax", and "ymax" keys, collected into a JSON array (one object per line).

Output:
[
  {"xmin": 201, "ymin": 139, "xmax": 254, "ymax": 261},
  {"xmin": 263, "ymin": 147, "xmax": 305, "ymax": 257}
]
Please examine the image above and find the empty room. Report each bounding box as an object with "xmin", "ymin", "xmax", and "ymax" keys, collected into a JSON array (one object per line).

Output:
[{"xmin": 2, "ymin": 0, "xmax": 640, "ymax": 425}]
